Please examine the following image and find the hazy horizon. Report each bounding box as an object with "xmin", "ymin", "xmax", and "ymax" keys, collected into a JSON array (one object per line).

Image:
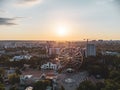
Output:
[{"xmin": 0, "ymin": 0, "xmax": 120, "ymax": 40}]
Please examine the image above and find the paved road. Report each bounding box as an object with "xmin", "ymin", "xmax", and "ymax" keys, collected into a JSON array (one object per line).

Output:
[{"xmin": 57, "ymin": 71, "xmax": 88, "ymax": 90}]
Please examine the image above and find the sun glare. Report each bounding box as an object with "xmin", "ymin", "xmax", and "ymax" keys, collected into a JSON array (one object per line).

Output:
[{"xmin": 57, "ymin": 26, "xmax": 68, "ymax": 36}]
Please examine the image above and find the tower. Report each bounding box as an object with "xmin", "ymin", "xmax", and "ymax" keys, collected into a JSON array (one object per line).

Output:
[{"xmin": 86, "ymin": 40, "xmax": 96, "ymax": 57}]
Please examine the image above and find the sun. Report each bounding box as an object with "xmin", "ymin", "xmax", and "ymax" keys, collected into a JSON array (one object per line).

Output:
[{"xmin": 57, "ymin": 26, "xmax": 68, "ymax": 36}]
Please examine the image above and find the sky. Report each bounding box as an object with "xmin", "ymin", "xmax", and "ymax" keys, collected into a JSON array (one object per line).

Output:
[{"xmin": 0, "ymin": 0, "xmax": 120, "ymax": 41}]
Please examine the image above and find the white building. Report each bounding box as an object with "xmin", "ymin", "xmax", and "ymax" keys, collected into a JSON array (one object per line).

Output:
[
  {"xmin": 102, "ymin": 51, "xmax": 120, "ymax": 56},
  {"xmin": 25, "ymin": 86, "xmax": 33, "ymax": 90},
  {"xmin": 10, "ymin": 55, "xmax": 32, "ymax": 61},
  {"xmin": 20, "ymin": 75, "xmax": 33, "ymax": 85},
  {"xmin": 86, "ymin": 44, "xmax": 96, "ymax": 57},
  {"xmin": 41, "ymin": 62, "xmax": 58, "ymax": 70}
]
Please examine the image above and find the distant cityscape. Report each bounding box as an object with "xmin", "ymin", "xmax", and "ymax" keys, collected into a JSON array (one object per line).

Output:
[
  {"xmin": 0, "ymin": 40, "xmax": 120, "ymax": 90},
  {"xmin": 0, "ymin": 0, "xmax": 120, "ymax": 90}
]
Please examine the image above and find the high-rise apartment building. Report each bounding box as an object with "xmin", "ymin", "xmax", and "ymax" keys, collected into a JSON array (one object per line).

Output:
[{"xmin": 86, "ymin": 44, "xmax": 96, "ymax": 57}]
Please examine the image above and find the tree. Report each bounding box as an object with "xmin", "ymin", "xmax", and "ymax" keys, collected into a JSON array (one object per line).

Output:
[
  {"xmin": 76, "ymin": 80, "xmax": 96, "ymax": 90},
  {"xmin": 109, "ymin": 70, "xmax": 120, "ymax": 79},
  {"xmin": 8, "ymin": 74, "xmax": 20, "ymax": 85},
  {"xmin": 0, "ymin": 68, "xmax": 5, "ymax": 83},
  {"xmin": 15, "ymin": 68, "xmax": 22, "ymax": 75},
  {"xmin": 96, "ymin": 82, "xmax": 105, "ymax": 90},
  {"xmin": 33, "ymin": 80, "xmax": 51, "ymax": 90},
  {"xmin": 101, "ymin": 79, "xmax": 120, "ymax": 90},
  {"xmin": 109, "ymin": 70, "xmax": 120, "ymax": 84},
  {"xmin": 0, "ymin": 75, "xmax": 4, "ymax": 83},
  {"xmin": 9, "ymin": 86, "xmax": 19, "ymax": 90},
  {"xmin": 0, "ymin": 83, "xmax": 5, "ymax": 90},
  {"xmin": 0, "ymin": 55, "xmax": 10, "ymax": 63},
  {"xmin": 60, "ymin": 85, "xmax": 65, "ymax": 90},
  {"xmin": 0, "ymin": 68, "xmax": 5, "ymax": 76}
]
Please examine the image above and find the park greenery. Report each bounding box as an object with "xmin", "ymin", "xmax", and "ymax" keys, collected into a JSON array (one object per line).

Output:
[
  {"xmin": 0, "ymin": 83, "xmax": 5, "ymax": 90},
  {"xmin": 77, "ymin": 55, "xmax": 120, "ymax": 90},
  {"xmin": 8, "ymin": 74, "xmax": 20, "ymax": 85},
  {"xmin": 33, "ymin": 80, "xmax": 51, "ymax": 90},
  {"xmin": 0, "ymin": 45, "xmax": 120, "ymax": 90}
]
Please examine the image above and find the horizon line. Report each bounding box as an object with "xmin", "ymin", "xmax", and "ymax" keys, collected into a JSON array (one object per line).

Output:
[{"xmin": 0, "ymin": 39, "xmax": 119, "ymax": 42}]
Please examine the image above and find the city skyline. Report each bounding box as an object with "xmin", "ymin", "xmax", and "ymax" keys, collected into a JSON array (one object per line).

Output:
[{"xmin": 0, "ymin": 0, "xmax": 120, "ymax": 41}]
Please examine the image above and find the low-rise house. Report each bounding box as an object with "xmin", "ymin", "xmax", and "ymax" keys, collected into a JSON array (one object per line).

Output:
[
  {"xmin": 20, "ymin": 75, "xmax": 33, "ymax": 85},
  {"xmin": 25, "ymin": 86, "xmax": 33, "ymax": 90},
  {"xmin": 6, "ymin": 68, "xmax": 15, "ymax": 75},
  {"xmin": 102, "ymin": 51, "xmax": 120, "ymax": 56}
]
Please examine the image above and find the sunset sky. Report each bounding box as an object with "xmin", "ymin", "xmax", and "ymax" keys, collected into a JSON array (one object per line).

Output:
[{"xmin": 0, "ymin": 0, "xmax": 120, "ymax": 41}]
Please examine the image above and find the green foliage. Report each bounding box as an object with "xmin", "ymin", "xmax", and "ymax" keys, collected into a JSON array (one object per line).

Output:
[
  {"xmin": 84, "ymin": 56, "xmax": 110, "ymax": 78},
  {"xmin": 33, "ymin": 80, "xmax": 51, "ymax": 90},
  {"xmin": 101, "ymin": 79, "xmax": 120, "ymax": 90},
  {"xmin": 0, "ymin": 75, "xmax": 4, "ymax": 83},
  {"xmin": 76, "ymin": 80, "xmax": 96, "ymax": 90},
  {"xmin": 9, "ymin": 86, "xmax": 19, "ymax": 90},
  {"xmin": 9, "ymin": 74, "xmax": 20, "ymax": 85},
  {"xmin": 15, "ymin": 68, "xmax": 22, "ymax": 75},
  {"xmin": 28, "ymin": 56, "xmax": 48, "ymax": 69},
  {"xmin": 109, "ymin": 70, "xmax": 120, "ymax": 79},
  {"xmin": 60, "ymin": 85, "xmax": 65, "ymax": 90},
  {"xmin": 0, "ymin": 55, "xmax": 10, "ymax": 63},
  {"xmin": 0, "ymin": 68, "xmax": 5, "ymax": 76},
  {"xmin": 0, "ymin": 83, "xmax": 5, "ymax": 90},
  {"xmin": 77, "ymin": 80, "xmax": 120, "ymax": 90},
  {"xmin": 96, "ymin": 82, "xmax": 105, "ymax": 90}
]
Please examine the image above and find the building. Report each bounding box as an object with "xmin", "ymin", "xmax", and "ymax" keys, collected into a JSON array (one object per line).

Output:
[
  {"xmin": 20, "ymin": 75, "xmax": 33, "ymax": 85},
  {"xmin": 86, "ymin": 44, "xmax": 96, "ymax": 57},
  {"xmin": 102, "ymin": 51, "xmax": 120, "ymax": 56},
  {"xmin": 6, "ymin": 68, "xmax": 15, "ymax": 75},
  {"xmin": 10, "ymin": 55, "xmax": 32, "ymax": 61},
  {"xmin": 48, "ymin": 48, "xmax": 60, "ymax": 55},
  {"xmin": 41, "ymin": 62, "xmax": 59, "ymax": 70},
  {"xmin": 25, "ymin": 86, "xmax": 33, "ymax": 90}
]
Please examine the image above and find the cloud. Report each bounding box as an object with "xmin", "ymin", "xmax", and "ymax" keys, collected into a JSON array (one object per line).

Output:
[
  {"xmin": 114, "ymin": 0, "xmax": 120, "ymax": 6},
  {"xmin": 96, "ymin": 0, "xmax": 120, "ymax": 10},
  {"xmin": 0, "ymin": 17, "xmax": 17, "ymax": 25},
  {"xmin": 110, "ymin": 0, "xmax": 120, "ymax": 11},
  {"xmin": 0, "ymin": 8, "xmax": 8, "ymax": 14},
  {"xmin": 0, "ymin": 0, "xmax": 5, "ymax": 6},
  {"xmin": 0, "ymin": 9, "xmax": 5, "ymax": 13},
  {"xmin": 16, "ymin": 0, "xmax": 43, "ymax": 7},
  {"xmin": 0, "ymin": 0, "xmax": 43, "ymax": 7},
  {"xmin": 96, "ymin": 0, "xmax": 114, "ymax": 5}
]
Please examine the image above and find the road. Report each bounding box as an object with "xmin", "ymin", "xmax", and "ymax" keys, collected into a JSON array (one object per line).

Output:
[{"xmin": 57, "ymin": 71, "xmax": 88, "ymax": 90}]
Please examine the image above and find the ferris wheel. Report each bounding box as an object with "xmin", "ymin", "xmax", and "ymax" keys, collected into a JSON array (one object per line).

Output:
[{"xmin": 58, "ymin": 47, "xmax": 83, "ymax": 70}]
